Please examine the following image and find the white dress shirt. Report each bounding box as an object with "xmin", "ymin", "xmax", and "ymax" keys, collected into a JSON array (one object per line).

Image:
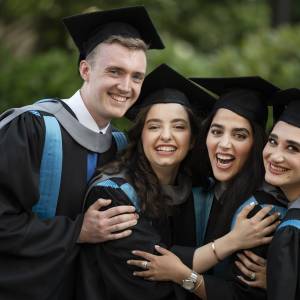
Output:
[{"xmin": 62, "ymin": 90, "xmax": 110, "ymax": 134}]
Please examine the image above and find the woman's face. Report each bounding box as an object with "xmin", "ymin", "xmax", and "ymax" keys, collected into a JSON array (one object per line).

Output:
[
  {"xmin": 263, "ymin": 121, "xmax": 300, "ymax": 201},
  {"xmin": 142, "ymin": 103, "xmax": 193, "ymax": 182},
  {"xmin": 206, "ymin": 108, "xmax": 254, "ymax": 183}
]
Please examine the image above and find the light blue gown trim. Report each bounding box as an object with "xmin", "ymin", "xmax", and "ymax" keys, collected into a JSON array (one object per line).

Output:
[{"xmin": 32, "ymin": 115, "xmax": 62, "ymax": 219}]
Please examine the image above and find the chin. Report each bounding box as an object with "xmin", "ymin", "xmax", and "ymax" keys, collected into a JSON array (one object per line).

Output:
[
  {"xmin": 111, "ymin": 110, "xmax": 127, "ymax": 119},
  {"xmin": 265, "ymin": 173, "xmax": 282, "ymax": 187},
  {"xmin": 213, "ymin": 171, "xmax": 232, "ymax": 183},
  {"xmin": 212, "ymin": 163, "xmax": 239, "ymax": 182}
]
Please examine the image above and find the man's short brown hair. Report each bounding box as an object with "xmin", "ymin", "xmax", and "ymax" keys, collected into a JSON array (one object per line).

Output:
[{"xmin": 86, "ymin": 35, "xmax": 148, "ymax": 66}]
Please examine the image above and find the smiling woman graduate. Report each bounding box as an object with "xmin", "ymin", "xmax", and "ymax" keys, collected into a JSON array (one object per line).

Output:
[{"xmin": 263, "ymin": 88, "xmax": 300, "ymax": 300}]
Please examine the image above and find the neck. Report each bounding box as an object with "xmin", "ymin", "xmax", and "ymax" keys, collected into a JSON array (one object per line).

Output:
[
  {"xmin": 155, "ymin": 166, "xmax": 179, "ymax": 185},
  {"xmin": 214, "ymin": 181, "xmax": 228, "ymax": 199},
  {"xmin": 80, "ymin": 87, "xmax": 110, "ymax": 129},
  {"xmin": 282, "ymin": 186, "xmax": 300, "ymax": 203}
]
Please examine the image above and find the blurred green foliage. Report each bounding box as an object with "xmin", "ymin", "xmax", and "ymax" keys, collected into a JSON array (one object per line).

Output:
[
  {"xmin": 0, "ymin": 0, "xmax": 300, "ymax": 129},
  {"xmin": 0, "ymin": 47, "xmax": 81, "ymax": 111}
]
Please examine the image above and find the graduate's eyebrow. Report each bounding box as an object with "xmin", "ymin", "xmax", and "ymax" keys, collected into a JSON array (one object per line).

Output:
[
  {"xmin": 145, "ymin": 118, "xmax": 188, "ymax": 123},
  {"xmin": 232, "ymin": 128, "xmax": 251, "ymax": 135},
  {"xmin": 171, "ymin": 118, "xmax": 189, "ymax": 124},
  {"xmin": 286, "ymin": 140, "xmax": 300, "ymax": 148},
  {"xmin": 145, "ymin": 118, "xmax": 162, "ymax": 124},
  {"xmin": 269, "ymin": 133, "xmax": 278, "ymax": 140},
  {"xmin": 210, "ymin": 123, "xmax": 223, "ymax": 129},
  {"xmin": 210, "ymin": 123, "xmax": 250, "ymax": 134},
  {"xmin": 105, "ymin": 65, "xmax": 145, "ymax": 78}
]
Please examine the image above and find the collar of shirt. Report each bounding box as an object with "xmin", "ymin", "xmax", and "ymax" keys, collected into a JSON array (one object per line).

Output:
[
  {"xmin": 62, "ymin": 90, "xmax": 110, "ymax": 134},
  {"xmin": 288, "ymin": 196, "xmax": 300, "ymax": 210}
]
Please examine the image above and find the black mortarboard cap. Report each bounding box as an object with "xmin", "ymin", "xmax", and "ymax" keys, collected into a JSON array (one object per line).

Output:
[
  {"xmin": 190, "ymin": 76, "xmax": 279, "ymax": 127},
  {"xmin": 63, "ymin": 6, "xmax": 164, "ymax": 61},
  {"xmin": 272, "ymin": 88, "xmax": 300, "ymax": 128},
  {"xmin": 126, "ymin": 64, "xmax": 216, "ymax": 121}
]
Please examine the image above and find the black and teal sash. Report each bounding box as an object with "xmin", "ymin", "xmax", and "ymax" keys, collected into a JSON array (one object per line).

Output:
[
  {"xmin": 230, "ymin": 196, "xmax": 287, "ymax": 230},
  {"xmin": 277, "ymin": 219, "xmax": 300, "ymax": 231},
  {"xmin": 84, "ymin": 172, "xmax": 141, "ymax": 212},
  {"xmin": 0, "ymin": 99, "xmax": 128, "ymax": 219}
]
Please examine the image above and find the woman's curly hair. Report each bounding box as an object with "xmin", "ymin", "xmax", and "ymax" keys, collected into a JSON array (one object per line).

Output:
[{"xmin": 100, "ymin": 104, "xmax": 201, "ymax": 218}]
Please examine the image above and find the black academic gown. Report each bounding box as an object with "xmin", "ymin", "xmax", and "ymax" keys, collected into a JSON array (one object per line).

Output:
[
  {"xmin": 78, "ymin": 174, "xmax": 194, "ymax": 300},
  {"xmin": 0, "ymin": 104, "xmax": 118, "ymax": 300},
  {"xmin": 172, "ymin": 189, "xmax": 286, "ymax": 300},
  {"xmin": 267, "ymin": 207, "xmax": 300, "ymax": 300}
]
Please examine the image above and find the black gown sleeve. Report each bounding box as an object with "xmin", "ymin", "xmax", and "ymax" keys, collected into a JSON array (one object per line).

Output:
[
  {"xmin": 267, "ymin": 223, "xmax": 300, "ymax": 300},
  {"xmin": 78, "ymin": 183, "xmax": 183, "ymax": 300},
  {"xmin": 0, "ymin": 113, "xmax": 83, "ymax": 300}
]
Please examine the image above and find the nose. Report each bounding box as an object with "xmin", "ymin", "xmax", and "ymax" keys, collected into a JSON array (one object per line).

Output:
[
  {"xmin": 117, "ymin": 76, "xmax": 131, "ymax": 94},
  {"xmin": 218, "ymin": 134, "xmax": 231, "ymax": 149},
  {"xmin": 270, "ymin": 150, "xmax": 285, "ymax": 163},
  {"xmin": 160, "ymin": 127, "xmax": 172, "ymax": 142}
]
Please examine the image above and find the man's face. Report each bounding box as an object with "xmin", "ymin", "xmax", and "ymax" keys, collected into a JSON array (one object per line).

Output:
[{"xmin": 80, "ymin": 42, "xmax": 147, "ymax": 127}]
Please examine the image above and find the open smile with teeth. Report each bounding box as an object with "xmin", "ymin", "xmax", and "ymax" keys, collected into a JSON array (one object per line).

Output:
[
  {"xmin": 269, "ymin": 162, "xmax": 289, "ymax": 174},
  {"xmin": 110, "ymin": 94, "xmax": 129, "ymax": 103},
  {"xmin": 216, "ymin": 153, "xmax": 235, "ymax": 165},
  {"xmin": 156, "ymin": 146, "xmax": 177, "ymax": 152}
]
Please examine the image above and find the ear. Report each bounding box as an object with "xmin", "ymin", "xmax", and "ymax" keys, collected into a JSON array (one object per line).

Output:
[{"xmin": 79, "ymin": 60, "xmax": 91, "ymax": 81}]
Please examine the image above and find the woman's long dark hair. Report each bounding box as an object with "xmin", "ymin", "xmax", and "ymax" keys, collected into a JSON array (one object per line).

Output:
[
  {"xmin": 191, "ymin": 110, "xmax": 267, "ymax": 238},
  {"xmin": 100, "ymin": 104, "xmax": 200, "ymax": 218}
]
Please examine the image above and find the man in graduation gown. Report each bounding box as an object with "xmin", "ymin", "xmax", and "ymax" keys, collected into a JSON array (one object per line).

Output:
[{"xmin": 0, "ymin": 6, "xmax": 164, "ymax": 300}]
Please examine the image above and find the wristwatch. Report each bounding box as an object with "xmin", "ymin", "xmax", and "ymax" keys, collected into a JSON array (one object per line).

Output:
[{"xmin": 182, "ymin": 271, "xmax": 198, "ymax": 291}]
